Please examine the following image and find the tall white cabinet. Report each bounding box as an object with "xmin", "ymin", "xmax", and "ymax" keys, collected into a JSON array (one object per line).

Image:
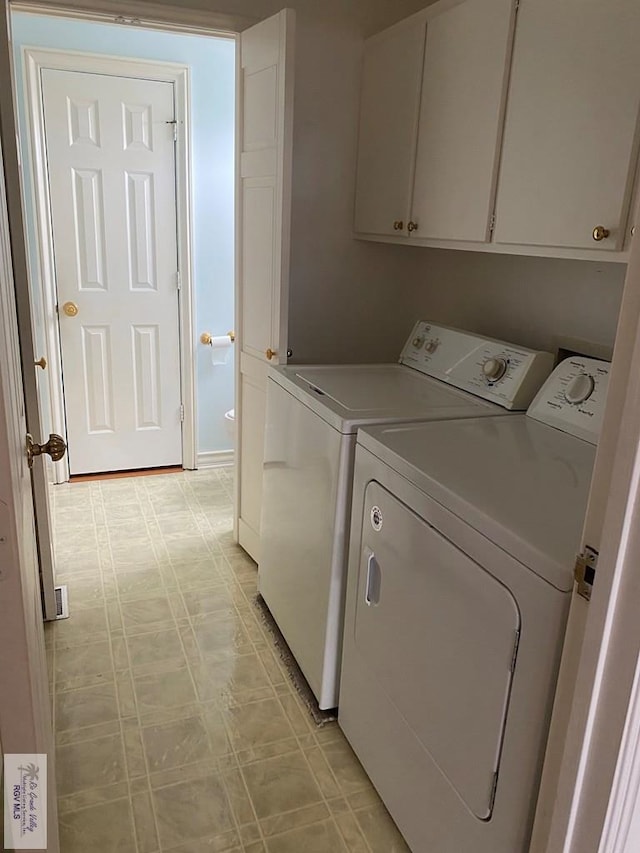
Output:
[{"xmin": 354, "ymin": 0, "xmax": 640, "ymax": 260}]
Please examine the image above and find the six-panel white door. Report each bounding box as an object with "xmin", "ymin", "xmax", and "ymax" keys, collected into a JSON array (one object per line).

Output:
[{"xmin": 41, "ymin": 69, "xmax": 182, "ymax": 475}]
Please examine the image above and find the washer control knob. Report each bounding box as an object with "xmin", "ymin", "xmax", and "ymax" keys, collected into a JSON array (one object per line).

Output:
[
  {"xmin": 565, "ymin": 373, "xmax": 595, "ymax": 405},
  {"xmin": 412, "ymin": 336, "xmax": 424, "ymax": 348},
  {"xmin": 482, "ymin": 357, "xmax": 508, "ymax": 382},
  {"xmin": 424, "ymin": 339, "xmax": 439, "ymax": 354}
]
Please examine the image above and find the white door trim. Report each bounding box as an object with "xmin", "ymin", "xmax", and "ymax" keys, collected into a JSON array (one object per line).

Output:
[
  {"xmin": 12, "ymin": 0, "xmax": 256, "ymax": 35},
  {"xmin": 541, "ymin": 221, "xmax": 640, "ymax": 850},
  {"xmin": 22, "ymin": 46, "xmax": 196, "ymax": 478}
]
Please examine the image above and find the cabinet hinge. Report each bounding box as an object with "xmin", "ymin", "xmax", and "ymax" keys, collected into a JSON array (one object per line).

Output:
[
  {"xmin": 176, "ymin": 271, "xmax": 181, "ymax": 291},
  {"xmin": 510, "ymin": 629, "xmax": 520, "ymax": 673},
  {"xmin": 574, "ymin": 545, "xmax": 599, "ymax": 601},
  {"xmin": 179, "ymin": 404, "xmax": 185, "ymax": 423},
  {"xmin": 489, "ymin": 213, "xmax": 496, "ymax": 234}
]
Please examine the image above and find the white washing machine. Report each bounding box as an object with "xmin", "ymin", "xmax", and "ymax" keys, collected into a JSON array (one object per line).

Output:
[
  {"xmin": 338, "ymin": 356, "xmax": 610, "ymax": 852},
  {"xmin": 258, "ymin": 321, "xmax": 554, "ymax": 709}
]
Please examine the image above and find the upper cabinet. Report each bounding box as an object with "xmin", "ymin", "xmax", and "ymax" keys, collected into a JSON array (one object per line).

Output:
[
  {"xmin": 353, "ymin": 11, "xmax": 427, "ymax": 237},
  {"xmin": 411, "ymin": 0, "xmax": 514, "ymax": 242},
  {"xmin": 354, "ymin": 0, "xmax": 640, "ymax": 260},
  {"xmin": 493, "ymin": 0, "xmax": 640, "ymax": 252}
]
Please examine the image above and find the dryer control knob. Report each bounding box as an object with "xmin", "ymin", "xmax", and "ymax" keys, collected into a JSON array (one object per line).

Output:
[
  {"xmin": 565, "ymin": 373, "xmax": 595, "ymax": 405},
  {"xmin": 482, "ymin": 357, "xmax": 508, "ymax": 382}
]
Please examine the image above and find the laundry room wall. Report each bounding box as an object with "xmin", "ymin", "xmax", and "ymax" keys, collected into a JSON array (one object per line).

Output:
[
  {"xmin": 397, "ymin": 248, "xmax": 627, "ymax": 359},
  {"xmin": 11, "ymin": 11, "xmax": 236, "ymax": 459},
  {"xmin": 98, "ymin": 0, "xmax": 626, "ymax": 366}
]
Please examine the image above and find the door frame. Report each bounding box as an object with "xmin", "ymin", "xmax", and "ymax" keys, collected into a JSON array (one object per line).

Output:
[
  {"xmin": 0, "ymin": 114, "xmax": 59, "ymax": 853},
  {"xmin": 22, "ymin": 46, "xmax": 196, "ymax": 480}
]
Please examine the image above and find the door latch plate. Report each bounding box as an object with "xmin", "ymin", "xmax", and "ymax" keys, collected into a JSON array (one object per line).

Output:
[{"xmin": 574, "ymin": 545, "xmax": 598, "ymax": 601}]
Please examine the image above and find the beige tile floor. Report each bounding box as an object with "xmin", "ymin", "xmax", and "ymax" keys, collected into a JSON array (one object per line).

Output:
[{"xmin": 45, "ymin": 468, "xmax": 410, "ymax": 853}]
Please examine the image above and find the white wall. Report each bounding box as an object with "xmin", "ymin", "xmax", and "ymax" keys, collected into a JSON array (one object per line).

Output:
[
  {"xmin": 399, "ymin": 248, "xmax": 626, "ymax": 356},
  {"xmin": 149, "ymin": 0, "xmax": 434, "ymax": 363},
  {"xmin": 174, "ymin": 0, "xmax": 626, "ymax": 363}
]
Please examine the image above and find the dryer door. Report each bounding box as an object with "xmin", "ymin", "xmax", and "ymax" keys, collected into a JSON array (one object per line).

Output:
[{"xmin": 354, "ymin": 481, "xmax": 520, "ymax": 819}]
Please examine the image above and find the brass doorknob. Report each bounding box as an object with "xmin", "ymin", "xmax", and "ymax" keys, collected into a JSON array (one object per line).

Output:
[
  {"xmin": 26, "ymin": 433, "xmax": 67, "ymax": 469},
  {"xmin": 407, "ymin": 221, "xmax": 419, "ymax": 233},
  {"xmin": 265, "ymin": 348, "xmax": 277, "ymax": 361},
  {"xmin": 393, "ymin": 220, "xmax": 404, "ymax": 231},
  {"xmin": 592, "ymin": 225, "xmax": 610, "ymax": 242},
  {"xmin": 62, "ymin": 301, "xmax": 79, "ymax": 317},
  {"xmin": 35, "ymin": 357, "xmax": 47, "ymax": 370}
]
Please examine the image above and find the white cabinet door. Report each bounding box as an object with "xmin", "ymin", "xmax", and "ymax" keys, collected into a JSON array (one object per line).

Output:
[
  {"xmin": 353, "ymin": 11, "xmax": 426, "ymax": 237},
  {"xmin": 410, "ymin": 0, "xmax": 515, "ymax": 242},
  {"xmin": 236, "ymin": 9, "xmax": 294, "ymax": 562},
  {"xmin": 493, "ymin": 0, "xmax": 640, "ymax": 251}
]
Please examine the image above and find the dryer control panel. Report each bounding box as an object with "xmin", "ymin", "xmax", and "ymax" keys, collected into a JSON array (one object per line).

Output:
[
  {"xmin": 527, "ymin": 357, "xmax": 610, "ymax": 445},
  {"xmin": 399, "ymin": 321, "xmax": 554, "ymax": 411}
]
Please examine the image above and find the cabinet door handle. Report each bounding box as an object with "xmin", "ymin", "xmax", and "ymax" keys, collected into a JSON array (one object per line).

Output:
[
  {"xmin": 407, "ymin": 221, "xmax": 419, "ymax": 233},
  {"xmin": 393, "ymin": 220, "xmax": 404, "ymax": 231},
  {"xmin": 592, "ymin": 225, "xmax": 610, "ymax": 242}
]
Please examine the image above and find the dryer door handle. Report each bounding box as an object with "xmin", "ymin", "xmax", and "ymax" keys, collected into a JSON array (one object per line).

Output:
[{"xmin": 365, "ymin": 551, "xmax": 381, "ymax": 606}]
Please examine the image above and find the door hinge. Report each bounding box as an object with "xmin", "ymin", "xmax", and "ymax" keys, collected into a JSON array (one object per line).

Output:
[
  {"xmin": 510, "ymin": 629, "xmax": 520, "ymax": 673},
  {"xmin": 514, "ymin": 0, "xmax": 520, "ymax": 10},
  {"xmin": 166, "ymin": 119, "xmax": 178, "ymax": 142},
  {"xmin": 489, "ymin": 213, "xmax": 496, "ymax": 234},
  {"xmin": 176, "ymin": 271, "xmax": 181, "ymax": 291},
  {"xmin": 179, "ymin": 404, "xmax": 185, "ymax": 423},
  {"xmin": 574, "ymin": 545, "xmax": 598, "ymax": 601}
]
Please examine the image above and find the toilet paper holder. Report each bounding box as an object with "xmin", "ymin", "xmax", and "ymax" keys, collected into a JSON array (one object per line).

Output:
[{"xmin": 200, "ymin": 331, "xmax": 235, "ymax": 345}]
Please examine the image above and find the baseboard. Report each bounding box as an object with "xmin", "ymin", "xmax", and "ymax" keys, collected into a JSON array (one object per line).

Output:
[{"xmin": 197, "ymin": 449, "xmax": 235, "ymax": 469}]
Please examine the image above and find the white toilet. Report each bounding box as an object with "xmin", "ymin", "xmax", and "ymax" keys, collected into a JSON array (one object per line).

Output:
[{"xmin": 224, "ymin": 408, "xmax": 235, "ymax": 443}]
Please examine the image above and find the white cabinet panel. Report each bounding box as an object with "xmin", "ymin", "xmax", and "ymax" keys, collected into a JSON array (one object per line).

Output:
[
  {"xmin": 237, "ymin": 10, "xmax": 294, "ymax": 558},
  {"xmin": 494, "ymin": 0, "xmax": 640, "ymax": 251},
  {"xmin": 238, "ymin": 353, "xmax": 267, "ymax": 562},
  {"xmin": 354, "ymin": 12, "xmax": 426, "ymax": 237},
  {"xmin": 411, "ymin": 0, "xmax": 514, "ymax": 242}
]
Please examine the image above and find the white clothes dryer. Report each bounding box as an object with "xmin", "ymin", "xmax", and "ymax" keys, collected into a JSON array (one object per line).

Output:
[
  {"xmin": 258, "ymin": 321, "xmax": 554, "ymax": 709},
  {"xmin": 338, "ymin": 356, "xmax": 610, "ymax": 852}
]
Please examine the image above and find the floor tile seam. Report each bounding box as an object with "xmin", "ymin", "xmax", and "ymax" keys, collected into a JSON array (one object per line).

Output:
[
  {"xmin": 217, "ymin": 747, "xmax": 268, "ymax": 851},
  {"xmin": 57, "ymin": 790, "xmax": 132, "ymax": 819},
  {"xmin": 342, "ymin": 790, "xmax": 377, "ymax": 853},
  {"xmin": 54, "ymin": 709, "xmax": 122, "ymax": 743},
  {"xmin": 273, "ymin": 698, "xmax": 346, "ymax": 826},
  {"xmin": 265, "ymin": 687, "xmax": 375, "ymax": 853},
  {"xmin": 108, "ymin": 523, "xmax": 186, "ymax": 653},
  {"xmin": 113, "ymin": 582, "xmax": 165, "ymax": 853}
]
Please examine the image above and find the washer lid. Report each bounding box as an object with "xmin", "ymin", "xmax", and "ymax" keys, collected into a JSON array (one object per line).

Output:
[
  {"xmin": 358, "ymin": 416, "xmax": 597, "ymax": 590},
  {"xmin": 269, "ymin": 364, "xmax": 502, "ymax": 434}
]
